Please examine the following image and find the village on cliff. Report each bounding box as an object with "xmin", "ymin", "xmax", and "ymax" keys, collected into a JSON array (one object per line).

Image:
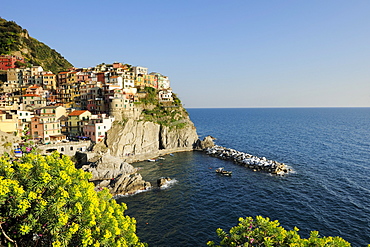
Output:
[{"xmin": 0, "ymin": 54, "xmax": 175, "ymax": 150}]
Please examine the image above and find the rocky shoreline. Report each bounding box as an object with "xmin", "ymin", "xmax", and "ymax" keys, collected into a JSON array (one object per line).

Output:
[
  {"xmin": 78, "ymin": 146, "xmax": 196, "ymax": 196},
  {"xmin": 196, "ymin": 136, "xmax": 292, "ymax": 176}
]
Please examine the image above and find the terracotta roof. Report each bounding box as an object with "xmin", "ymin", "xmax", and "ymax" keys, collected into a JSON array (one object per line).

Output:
[
  {"xmin": 68, "ymin": 110, "xmax": 88, "ymax": 116},
  {"xmin": 23, "ymin": 94, "xmax": 41, "ymax": 97}
]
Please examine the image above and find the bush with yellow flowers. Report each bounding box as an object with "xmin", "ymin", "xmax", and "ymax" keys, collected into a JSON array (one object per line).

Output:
[
  {"xmin": 0, "ymin": 152, "xmax": 146, "ymax": 247},
  {"xmin": 207, "ymin": 216, "xmax": 353, "ymax": 247}
]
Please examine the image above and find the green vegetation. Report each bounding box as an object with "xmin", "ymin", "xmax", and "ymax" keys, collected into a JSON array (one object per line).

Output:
[
  {"xmin": 0, "ymin": 152, "xmax": 145, "ymax": 247},
  {"xmin": 207, "ymin": 216, "xmax": 353, "ymax": 247},
  {"xmin": 139, "ymin": 87, "xmax": 189, "ymax": 129},
  {"xmin": 0, "ymin": 19, "xmax": 22, "ymax": 55},
  {"xmin": 0, "ymin": 18, "xmax": 73, "ymax": 73}
]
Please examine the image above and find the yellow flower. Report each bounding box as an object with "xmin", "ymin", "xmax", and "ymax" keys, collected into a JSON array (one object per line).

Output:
[
  {"xmin": 103, "ymin": 229, "xmax": 112, "ymax": 239},
  {"xmin": 18, "ymin": 161, "xmax": 33, "ymax": 171},
  {"xmin": 39, "ymin": 162, "xmax": 50, "ymax": 170},
  {"xmin": 58, "ymin": 212, "xmax": 68, "ymax": 226},
  {"xmin": 28, "ymin": 191, "xmax": 37, "ymax": 200},
  {"xmin": 0, "ymin": 178, "xmax": 10, "ymax": 196},
  {"xmin": 39, "ymin": 199, "xmax": 47, "ymax": 207},
  {"xmin": 41, "ymin": 172, "xmax": 52, "ymax": 184},
  {"xmin": 52, "ymin": 240, "xmax": 62, "ymax": 247},
  {"xmin": 59, "ymin": 188, "xmax": 69, "ymax": 198},
  {"xmin": 75, "ymin": 202, "xmax": 82, "ymax": 213},
  {"xmin": 18, "ymin": 199, "xmax": 31, "ymax": 212},
  {"xmin": 13, "ymin": 184, "xmax": 25, "ymax": 195},
  {"xmin": 69, "ymin": 222, "xmax": 79, "ymax": 234},
  {"xmin": 20, "ymin": 224, "xmax": 31, "ymax": 234}
]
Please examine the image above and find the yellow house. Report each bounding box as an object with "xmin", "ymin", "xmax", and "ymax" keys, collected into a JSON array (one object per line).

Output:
[
  {"xmin": 38, "ymin": 106, "xmax": 67, "ymax": 119},
  {"xmin": 0, "ymin": 110, "xmax": 19, "ymax": 136},
  {"xmin": 67, "ymin": 110, "xmax": 91, "ymax": 136},
  {"xmin": 42, "ymin": 72, "xmax": 57, "ymax": 90}
]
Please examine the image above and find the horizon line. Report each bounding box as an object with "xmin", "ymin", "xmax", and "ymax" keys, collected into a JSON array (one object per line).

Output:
[{"xmin": 185, "ymin": 106, "xmax": 370, "ymax": 109}]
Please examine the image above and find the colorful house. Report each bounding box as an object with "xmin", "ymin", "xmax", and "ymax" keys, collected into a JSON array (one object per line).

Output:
[
  {"xmin": 0, "ymin": 110, "xmax": 19, "ymax": 136},
  {"xmin": 67, "ymin": 110, "xmax": 92, "ymax": 136},
  {"xmin": 0, "ymin": 55, "xmax": 25, "ymax": 70},
  {"xmin": 83, "ymin": 114, "xmax": 115, "ymax": 142},
  {"xmin": 30, "ymin": 115, "xmax": 64, "ymax": 143}
]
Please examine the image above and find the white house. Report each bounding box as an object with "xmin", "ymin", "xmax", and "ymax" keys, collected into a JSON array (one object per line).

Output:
[{"xmin": 83, "ymin": 114, "xmax": 115, "ymax": 142}]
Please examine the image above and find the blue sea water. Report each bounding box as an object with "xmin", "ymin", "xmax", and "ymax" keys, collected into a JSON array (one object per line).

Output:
[{"xmin": 117, "ymin": 108, "xmax": 370, "ymax": 246}]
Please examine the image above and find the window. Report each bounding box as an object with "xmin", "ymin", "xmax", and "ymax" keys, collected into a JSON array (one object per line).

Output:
[{"xmin": 70, "ymin": 147, "xmax": 73, "ymax": 151}]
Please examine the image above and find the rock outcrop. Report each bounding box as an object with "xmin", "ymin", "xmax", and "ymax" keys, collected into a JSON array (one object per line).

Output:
[
  {"xmin": 0, "ymin": 131, "xmax": 22, "ymax": 155},
  {"xmin": 157, "ymin": 177, "xmax": 171, "ymax": 187},
  {"xmin": 94, "ymin": 117, "xmax": 198, "ymax": 162},
  {"xmin": 194, "ymin": 135, "xmax": 216, "ymax": 150},
  {"xmin": 81, "ymin": 154, "xmax": 151, "ymax": 196}
]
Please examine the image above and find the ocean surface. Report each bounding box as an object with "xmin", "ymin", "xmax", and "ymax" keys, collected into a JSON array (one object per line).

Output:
[{"xmin": 116, "ymin": 108, "xmax": 370, "ymax": 246}]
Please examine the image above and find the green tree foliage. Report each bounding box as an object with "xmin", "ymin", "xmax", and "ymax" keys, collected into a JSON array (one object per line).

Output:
[
  {"xmin": 0, "ymin": 152, "xmax": 146, "ymax": 247},
  {"xmin": 207, "ymin": 216, "xmax": 354, "ymax": 247}
]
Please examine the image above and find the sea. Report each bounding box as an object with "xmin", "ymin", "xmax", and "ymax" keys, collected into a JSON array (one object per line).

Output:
[{"xmin": 116, "ymin": 108, "xmax": 370, "ymax": 247}]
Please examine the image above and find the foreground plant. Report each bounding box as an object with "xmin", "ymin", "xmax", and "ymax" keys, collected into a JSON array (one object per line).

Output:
[
  {"xmin": 207, "ymin": 216, "xmax": 353, "ymax": 247},
  {"xmin": 0, "ymin": 152, "xmax": 146, "ymax": 247}
]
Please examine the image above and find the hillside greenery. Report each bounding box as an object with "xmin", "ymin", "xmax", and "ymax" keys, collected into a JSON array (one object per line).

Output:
[
  {"xmin": 0, "ymin": 17, "xmax": 73, "ymax": 74},
  {"xmin": 0, "ymin": 152, "xmax": 145, "ymax": 247}
]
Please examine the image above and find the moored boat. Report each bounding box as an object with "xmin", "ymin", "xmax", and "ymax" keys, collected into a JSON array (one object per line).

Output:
[{"xmin": 215, "ymin": 167, "xmax": 232, "ymax": 176}]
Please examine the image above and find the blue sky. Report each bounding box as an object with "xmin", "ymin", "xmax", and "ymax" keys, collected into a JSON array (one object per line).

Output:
[{"xmin": 2, "ymin": 0, "xmax": 370, "ymax": 108}]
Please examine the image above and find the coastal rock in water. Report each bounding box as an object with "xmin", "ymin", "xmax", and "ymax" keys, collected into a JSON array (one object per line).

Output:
[
  {"xmin": 157, "ymin": 177, "xmax": 171, "ymax": 187},
  {"xmin": 82, "ymin": 154, "xmax": 151, "ymax": 195},
  {"xmin": 194, "ymin": 135, "xmax": 216, "ymax": 150}
]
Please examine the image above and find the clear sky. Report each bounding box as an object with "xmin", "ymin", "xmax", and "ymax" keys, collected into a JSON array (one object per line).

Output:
[{"xmin": 2, "ymin": 0, "xmax": 370, "ymax": 108}]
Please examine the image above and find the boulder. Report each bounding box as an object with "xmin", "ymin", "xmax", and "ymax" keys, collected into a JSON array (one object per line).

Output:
[
  {"xmin": 82, "ymin": 154, "xmax": 151, "ymax": 195},
  {"xmin": 157, "ymin": 177, "xmax": 171, "ymax": 187},
  {"xmin": 194, "ymin": 135, "xmax": 216, "ymax": 150}
]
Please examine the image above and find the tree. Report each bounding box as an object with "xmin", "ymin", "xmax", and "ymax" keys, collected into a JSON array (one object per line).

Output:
[
  {"xmin": 0, "ymin": 152, "xmax": 146, "ymax": 247},
  {"xmin": 207, "ymin": 216, "xmax": 353, "ymax": 247}
]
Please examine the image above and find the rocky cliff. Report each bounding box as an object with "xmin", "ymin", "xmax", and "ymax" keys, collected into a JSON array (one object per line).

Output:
[
  {"xmin": 94, "ymin": 113, "xmax": 198, "ymax": 162},
  {"xmin": 86, "ymin": 96, "xmax": 199, "ymax": 194}
]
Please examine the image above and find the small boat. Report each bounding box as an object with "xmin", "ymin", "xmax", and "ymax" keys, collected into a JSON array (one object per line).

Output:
[
  {"xmin": 215, "ymin": 167, "xmax": 232, "ymax": 176},
  {"xmin": 147, "ymin": 159, "xmax": 157, "ymax": 162},
  {"xmin": 158, "ymin": 157, "xmax": 165, "ymax": 160}
]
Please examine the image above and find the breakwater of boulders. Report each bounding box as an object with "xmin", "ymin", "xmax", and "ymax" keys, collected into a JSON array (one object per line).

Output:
[{"xmin": 204, "ymin": 145, "xmax": 292, "ymax": 176}]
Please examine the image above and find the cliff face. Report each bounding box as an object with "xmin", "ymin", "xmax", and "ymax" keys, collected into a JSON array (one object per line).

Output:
[
  {"xmin": 93, "ymin": 92, "xmax": 199, "ymax": 160},
  {"xmin": 97, "ymin": 116, "xmax": 198, "ymax": 160}
]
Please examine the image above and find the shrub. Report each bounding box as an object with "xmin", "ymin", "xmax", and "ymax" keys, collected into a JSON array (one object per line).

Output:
[
  {"xmin": 0, "ymin": 152, "xmax": 146, "ymax": 247},
  {"xmin": 207, "ymin": 216, "xmax": 352, "ymax": 247}
]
